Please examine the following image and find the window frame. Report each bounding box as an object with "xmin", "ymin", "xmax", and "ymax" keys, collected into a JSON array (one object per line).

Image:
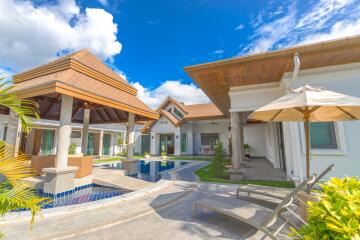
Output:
[
  {"xmin": 200, "ymin": 133, "xmax": 220, "ymax": 146},
  {"xmin": 310, "ymin": 122, "xmax": 337, "ymax": 149}
]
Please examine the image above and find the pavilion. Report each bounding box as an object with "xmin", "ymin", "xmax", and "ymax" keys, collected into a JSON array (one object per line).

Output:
[{"xmin": 6, "ymin": 49, "xmax": 158, "ymax": 194}]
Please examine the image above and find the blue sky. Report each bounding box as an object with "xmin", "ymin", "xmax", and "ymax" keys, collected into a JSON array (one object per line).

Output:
[{"xmin": 1, "ymin": 0, "xmax": 360, "ymax": 108}]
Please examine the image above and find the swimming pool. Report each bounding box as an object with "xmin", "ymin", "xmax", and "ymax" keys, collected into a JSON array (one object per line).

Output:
[
  {"xmin": 36, "ymin": 184, "xmax": 131, "ymax": 209},
  {"xmin": 101, "ymin": 160, "xmax": 189, "ymax": 182}
]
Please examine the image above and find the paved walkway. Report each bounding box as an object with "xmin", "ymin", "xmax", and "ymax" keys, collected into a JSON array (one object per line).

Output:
[
  {"xmin": 243, "ymin": 158, "xmax": 287, "ymax": 181},
  {"xmin": 176, "ymin": 161, "xmax": 209, "ymax": 181},
  {"xmin": 3, "ymin": 161, "xmax": 292, "ymax": 240}
]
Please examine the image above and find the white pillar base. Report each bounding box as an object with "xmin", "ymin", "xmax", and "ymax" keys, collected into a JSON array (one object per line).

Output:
[{"xmin": 43, "ymin": 166, "xmax": 78, "ymax": 194}]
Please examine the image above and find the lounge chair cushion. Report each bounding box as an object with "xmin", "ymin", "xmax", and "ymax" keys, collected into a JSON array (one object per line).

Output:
[
  {"xmin": 237, "ymin": 185, "xmax": 292, "ymax": 200},
  {"xmin": 195, "ymin": 194, "xmax": 274, "ymax": 227}
]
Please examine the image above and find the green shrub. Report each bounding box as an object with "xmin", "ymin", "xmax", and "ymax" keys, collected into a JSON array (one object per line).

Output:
[
  {"xmin": 292, "ymin": 177, "xmax": 360, "ymax": 240},
  {"xmin": 68, "ymin": 143, "xmax": 77, "ymax": 155},
  {"xmin": 211, "ymin": 142, "xmax": 226, "ymax": 178}
]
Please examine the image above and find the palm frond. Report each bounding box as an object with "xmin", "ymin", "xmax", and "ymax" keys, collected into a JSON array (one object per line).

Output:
[
  {"xmin": 0, "ymin": 141, "xmax": 33, "ymax": 184},
  {"xmin": 0, "ymin": 78, "xmax": 39, "ymax": 133},
  {"xmin": 0, "ymin": 181, "xmax": 51, "ymax": 225}
]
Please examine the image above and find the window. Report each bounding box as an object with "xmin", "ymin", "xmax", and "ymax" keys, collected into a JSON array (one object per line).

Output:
[
  {"xmin": 310, "ymin": 122, "xmax": 337, "ymax": 149},
  {"xmin": 201, "ymin": 133, "xmax": 219, "ymax": 146},
  {"xmin": 71, "ymin": 131, "xmax": 81, "ymax": 138},
  {"xmin": 40, "ymin": 129, "xmax": 55, "ymax": 155},
  {"xmin": 2, "ymin": 126, "xmax": 7, "ymax": 141},
  {"xmin": 174, "ymin": 108, "xmax": 184, "ymax": 119}
]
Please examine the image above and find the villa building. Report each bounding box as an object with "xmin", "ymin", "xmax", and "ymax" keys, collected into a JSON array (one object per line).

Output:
[
  {"xmin": 136, "ymin": 97, "xmax": 268, "ymax": 157},
  {"xmin": 141, "ymin": 97, "xmax": 229, "ymax": 155},
  {"xmin": 185, "ymin": 35, "xmax": 360, "ymax": 181}
]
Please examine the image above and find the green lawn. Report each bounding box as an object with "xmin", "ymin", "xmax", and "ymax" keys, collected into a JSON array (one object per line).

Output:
[
  {"xmin": 93, "ymin": 157, "xmax": 122, "ymax": 164},
  {"xmin": 195, "ymin": 163, "xmax": 295, "ymax": 188}
]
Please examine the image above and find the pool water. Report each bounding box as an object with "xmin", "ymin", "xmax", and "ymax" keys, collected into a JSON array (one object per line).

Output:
[
  {"xmin": 36, "ymin": 184, "xmax": 131, "ymax": 209},
  {"xmin": 102, "ymin": 160, "xmax": 189, "ymax": 182}
]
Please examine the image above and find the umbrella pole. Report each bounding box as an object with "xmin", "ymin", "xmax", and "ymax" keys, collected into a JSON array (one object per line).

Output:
[{"xmin": 304, "ymin": 110, "xmax": 310, "ymax": 178}]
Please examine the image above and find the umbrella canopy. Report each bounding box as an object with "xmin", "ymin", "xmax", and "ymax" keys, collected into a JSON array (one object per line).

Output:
[
  {"xmin": 249, "ymin": 85, "xmax": 360, "ymax": 178},
  {"xmin": 250, "ymin": 85, "xmax": 360, "ymax": 122}
]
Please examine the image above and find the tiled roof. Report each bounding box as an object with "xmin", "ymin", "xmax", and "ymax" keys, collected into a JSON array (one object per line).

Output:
[
  {"xmin": 11, "ymin": 49, "xmax": 158, "ymax": 120},
  {"xmin": 182, "ymin": 103, "xmax": 224, "ymax": 120},
  {"xmin": 142, "ymin": 97, "xmax": 224, "ymax": 132},
  {"xmin": 159, "ymin": 109, "xmax": 180, "ymax": 126}
]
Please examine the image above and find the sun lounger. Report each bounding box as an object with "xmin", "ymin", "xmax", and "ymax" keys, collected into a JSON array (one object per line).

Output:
[
  {"xmin": 193, "ymin": 175, "xmax": 315, "ymax": 240},
  {"xmin": 236, "ymin": 164, "xmax": 334, "ymax": 200}
]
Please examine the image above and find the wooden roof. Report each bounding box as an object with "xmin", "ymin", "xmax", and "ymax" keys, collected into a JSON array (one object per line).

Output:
[
  {"xmin": 11, "ymin": 49, "xmax": 159, "ymax": 123},
  {"xmin": 142, "ymin": 97, "xmax": 224, "ymax": 133},
  {"xmin": 185, "ymin": 35, "xmax": 360, "ymax": 115}
]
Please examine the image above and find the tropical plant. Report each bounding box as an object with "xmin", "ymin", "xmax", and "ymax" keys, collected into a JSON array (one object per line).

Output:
[
  {"xmin": 0, "ymin": 142, "xmax": 50, "ymax": 237},
  {"xmin": 292, "ymin": 177, "xmax": 360, "ymax": 240},
  {"xmin": 161, "ymin": 151, "xmax": 167, "ymax": 157},
  {"xmin": 68, "ymin": 143, "xmax": 77, "ymax": 155},
  {"xmin": 211, "ymin": 142, "xmax": 226, "ymax": 178},
  {"xmin": 0, "ymin": 78, "xmax": 39, "ymax": 133},
  {"xmin": 0, "ymin": 77, "xmax": 46, "ymax": 237},
  {"xmin": 244, "ymin": 143, "xmax": 253, "ymax": 156}
]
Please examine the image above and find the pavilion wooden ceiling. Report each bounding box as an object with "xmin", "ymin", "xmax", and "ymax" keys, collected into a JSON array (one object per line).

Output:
[
  {"xmin": 185, "ymin": 35, "xmax": 360, "ymax": 115},
  {"xmin": 32, "ymin": 93, "xmax": 148, "ymax": 124}
]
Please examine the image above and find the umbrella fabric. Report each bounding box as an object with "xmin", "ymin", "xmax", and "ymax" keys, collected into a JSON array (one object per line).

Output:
[{"xmin": 250, "ymin": 85, "xmax": 360, "ymax": 122}]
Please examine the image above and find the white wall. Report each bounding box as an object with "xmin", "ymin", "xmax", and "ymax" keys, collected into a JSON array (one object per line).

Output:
[
  {"xmin": 190, "ymin": 120, "xmax": 230, "ymax": 154},
  {"xmin": 228, "ymin": 62, "xmax": 360, "ymax": 180},
  {"xmin": 282, "ymin": 62, "xmax": 360, "ymax": 180},
  {"xmin": 244, "ymin": 124, "xmax": 266, "ymax": 157}
]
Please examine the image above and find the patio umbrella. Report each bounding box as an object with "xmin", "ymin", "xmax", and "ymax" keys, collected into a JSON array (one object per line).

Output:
[{"xmin": 249, "ymin": 85, "xmax": 360, "ymax": 177}]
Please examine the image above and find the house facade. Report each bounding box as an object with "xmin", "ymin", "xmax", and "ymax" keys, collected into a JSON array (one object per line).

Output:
[
  {"xmin": 0, "ymin": 114, "xmax": 129, "ymax": 157},
  {"xmin": 141, "ymin": 97, "xmax": 230, "ymax": 155},
  {"xmin": 186, "ymin": 35, "xmax": 360, "ymax": 181}
]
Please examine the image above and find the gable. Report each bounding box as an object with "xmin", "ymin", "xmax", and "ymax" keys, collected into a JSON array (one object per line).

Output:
[{"xmin": 151, "ymin": 116, "xmax": 178, "ymax": 132}]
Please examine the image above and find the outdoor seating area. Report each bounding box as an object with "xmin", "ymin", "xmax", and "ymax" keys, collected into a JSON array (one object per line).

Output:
[{"xmin": 31, "ymin": 155, "xmax": 93, "ymax": 178}]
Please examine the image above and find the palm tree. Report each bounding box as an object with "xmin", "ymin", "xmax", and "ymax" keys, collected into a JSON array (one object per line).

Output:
[{"xmin": 0, "ymin": 77, "xmax": 49, "ymax": 237}]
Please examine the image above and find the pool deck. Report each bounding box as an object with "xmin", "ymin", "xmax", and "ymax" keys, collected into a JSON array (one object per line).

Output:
[
  {"xmin": 92, "ymin": 166, "xmax": 153, "ymax": 191},
  {"xmin": 4, "ymin": 161, "xmax": 293, "ymax": 239}
]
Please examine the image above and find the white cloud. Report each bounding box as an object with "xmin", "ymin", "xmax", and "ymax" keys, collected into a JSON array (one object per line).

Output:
[
  {"xmin": 131, "ymin": 80, "xmax": 210, "ymax": 109},
  {"xmin": 235, "ymin": 24, "xmax": 244, "ymax": 31},
  {"xmin": 241, "ymin": 0, "xmax": 360, "ymax": 55},
  {"xmin": 117, "ymin": 70, "xmax": 128, "ymax": 82},
  {"xmin": 0, "ymin": 0, "xmax": 121, "ymax": 71},
  {"xmin": 97, "ymin": 0, "xmax": 109, "ymax": 6}
]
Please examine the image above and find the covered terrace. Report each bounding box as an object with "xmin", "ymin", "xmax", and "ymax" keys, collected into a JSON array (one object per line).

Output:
[{"xmin": 6, "ymin": 49, "xmax": 158, "ymax": 194}]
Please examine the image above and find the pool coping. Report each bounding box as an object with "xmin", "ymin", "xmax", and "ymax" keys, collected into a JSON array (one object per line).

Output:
[{"xmin": 1, "ymin": 160, "xmax": 202, "ymax": 222}]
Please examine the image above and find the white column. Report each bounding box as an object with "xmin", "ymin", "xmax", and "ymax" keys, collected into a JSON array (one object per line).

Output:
[
  {"xmin": 81, "ymin": 108, "xmax": 90, "ymax": 155},
  {"xmin": 6, "ymin": 110, "xmax": 22, "ymax": 155},
  {"xmin": 127, "ymin": 113, "xmax": 135, "ymax": 159},
  {"xmin": 187, "ymin": 123, "xmax": 194, "ymax": 155},
  {"xmin": 56, "ymin": 95, "xmax": 73, "ymax": 168},
  {"xmin": 98, "ymin": 130, "xmax": 104, "ymax": 156},
  {"xmin": 150, "ymin": 132, "xmax": 156, "ymax": 155},
  {"xmin": 230, "ymin": 112, "xmax": 241, "ymax": 170},
  {"xmin": 239, "ymin": 112, "xmax": 246, "ymax": 162},
  {"xmin": 174, "ymin": 128, "xmax": 181, "ymax": 156}
]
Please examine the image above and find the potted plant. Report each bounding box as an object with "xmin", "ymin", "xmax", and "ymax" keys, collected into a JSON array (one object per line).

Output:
[
  {"xmin": 161, "ymin": 151, "xmax": 167, "ymax": 161},
  {"xmin": 68, "ymin": 143, "xmax": 77, "ymax": 155},
  {"xmin": 144, "ymin": 152, "xmax": 150, "ymax": 159},
  {"xmin": 244, "ymin": 143, "xmax": 253, "ymax": 158}
]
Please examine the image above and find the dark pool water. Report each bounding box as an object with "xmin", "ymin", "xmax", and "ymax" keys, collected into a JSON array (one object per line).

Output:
[{"xmin": 102, "ymin": 160, "xmax": 189, "ymax": 182}]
